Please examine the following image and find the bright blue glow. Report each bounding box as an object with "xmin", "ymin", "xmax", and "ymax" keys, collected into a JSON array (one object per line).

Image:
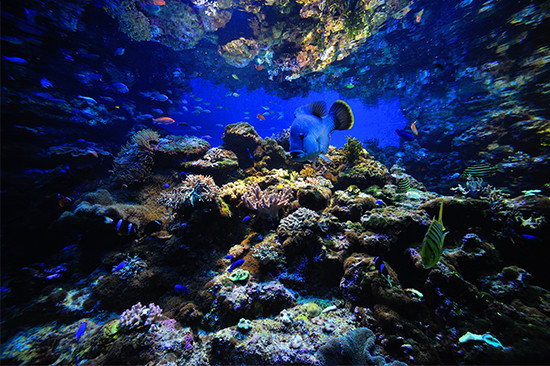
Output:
[{"xmin": 165, "ymin": 78, "xmax": 408, "ymax": 149}]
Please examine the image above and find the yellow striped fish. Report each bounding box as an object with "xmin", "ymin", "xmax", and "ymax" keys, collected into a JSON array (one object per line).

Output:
[
  {"xmin": 460, "ymin": 163, "xmax": 502, "ymax": 179},
  {"xmin": 397, "ymin": 177, "xmax": 410, "ymax": 193},
  {"xmin": 420, "ymin": 200, "xmax": 448, "ymax": 268}
]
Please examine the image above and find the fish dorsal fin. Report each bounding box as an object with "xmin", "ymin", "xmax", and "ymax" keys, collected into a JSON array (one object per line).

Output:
[
  {"xmin": 438, "ymin": 200, "xmax": 445, "ymax": 231},
  {"xmin": 295, "ymin": 101, "xmax": 327, "ymax": 118},
  {"xmin": 329, "ymin": 100, "xmax": 354, "ymax": 130},
  {"xmin": 310, "ymin": 101, "xmax": 327, "ymax": 118}
]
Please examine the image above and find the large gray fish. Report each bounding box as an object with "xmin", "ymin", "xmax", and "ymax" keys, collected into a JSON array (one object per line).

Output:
[{"xmin": 289, "ymin": 100, "xmax": 354, "ymax": 162}]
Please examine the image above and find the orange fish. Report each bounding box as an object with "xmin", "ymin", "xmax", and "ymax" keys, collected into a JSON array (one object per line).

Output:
[
  {"xmin": 151, "ymin": 0, "xmax": 166, "ymax": 5},
  {"xmin": 257, "ymin": 113, "xmax": 266, "ymax": 120},
  {"xmin": 411, "ymin": 121, "xmax": 418, "ymax": 135},
  {"xmin": 154, "ymin": 117, "xmax": 175, "ymax": 124},
  {"xmin": 255, "ymin": 64, "xmax": 264, "ymax": 71}
]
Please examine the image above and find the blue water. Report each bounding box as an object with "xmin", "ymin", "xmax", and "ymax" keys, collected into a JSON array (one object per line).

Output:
[
  {"xmin": 165, "ymin": 78, "xmax": 405, "ymax": 148},
  {"xmin": 2, "ymin": 1, "xmax": 549, "ymax": 364}
]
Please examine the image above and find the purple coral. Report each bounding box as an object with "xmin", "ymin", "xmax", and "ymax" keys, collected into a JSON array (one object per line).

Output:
[
  {"xmin": 242, "ymin": 182, "xmax": 292, "ymax": 219},
  {"xmin": 120, "ymin": 302, "xmax": 163, "ymax": 331}
]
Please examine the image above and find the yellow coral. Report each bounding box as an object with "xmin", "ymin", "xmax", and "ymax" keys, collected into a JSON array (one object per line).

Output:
[{"xmin": 300, "ymin": 166, "xmax": 317, "ymax": 178}]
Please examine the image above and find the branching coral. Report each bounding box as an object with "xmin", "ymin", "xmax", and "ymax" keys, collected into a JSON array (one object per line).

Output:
[
  {"xmin": 113, "ymin": 255, "xmax": 147, "ymax": 280},
  {"xmin": 158, "ymin": 174, "xmax": 220, "ymax": 211},
  {"xmin": 242, "ymin": 182, "xmax": 293, "ymax": 219},
  {"xmin": 451, "ymin": 176, "xmax": 494, "ymax": 199},
  {"xmin": 120, "ymin": 302, "xmax": 163, "ymax": 331}
]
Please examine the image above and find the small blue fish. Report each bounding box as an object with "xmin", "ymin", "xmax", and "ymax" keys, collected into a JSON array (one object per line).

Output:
[
  {"xmin": 137, "ymin": 114, "xmax": 154, "ymax": 121},
  {"xmin": 142, "ymin": 4, "xmax": 162, "ymax": 13},
  {"xmin": 225, "ymin": 254, "xmax": 234, "ymax": 260},
  {"xmin": 113, "ymin": 261, "xmax": 126, "ymax": 272},
  {"xmin": 163, "ymin": 183, "xmax": 170, "ymax": 188},
  {"xmin": 100, "ymin": 96, "xmax": 115, "ymax": 102},
  {"xmin": 374, "ymin": 257, "xmax": 392, "ymax": 288},
  {"xmin": 77, "ymin": 95, "xmax": 98, "ymax": 104},
  {"xmin": 3, "ymin": 56, "xmax": 28, "ymax": 65},
  {"xmin": 40, "ymin": 77, "xmax": 53, "ymax": 88},
  {"xmin": 376, "ymin": 200, "xmax": 385, "ymax": 205},
  {"xmin": 521, "ymin": 234, "xmax": 541, "ymax": 241},
  {"xmin": 75, "ymin": 322, "xmax": 87, "ymax": 342},
  {"xmin": 174, "ymin": 284, "xmax": 190, "ymax": 294},
  {"xmin": 228, "ymin": 258, "xmax": 245, "ymax": 272},
  {"xmin": 395, "ymin": 129, "xmax": 415, "ymax": 141},
  {"xmin": 107, "ymin": 82, "xmax": 129, "ymax": 93},
  {"xmin": 242, "ymin": 216, "xmax": 251, "ymax": 222},
  {"xmin": 114, "ymin": 48, "xmax": 125, "ymax": 56}
]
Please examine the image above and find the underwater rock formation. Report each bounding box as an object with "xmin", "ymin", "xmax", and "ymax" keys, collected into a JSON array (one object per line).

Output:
[{"xmin": 317, "ymin": 327, "xmax": 407, "ymax": 366}]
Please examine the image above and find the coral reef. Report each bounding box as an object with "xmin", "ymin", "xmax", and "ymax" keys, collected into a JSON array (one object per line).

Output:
[
  {"xmin": 154, "ymin": 135, "xmax": 210, "ymax": 158},
  {"xmin": 120, "ymin": 302, "xmax": 163, "ymax": 331},
  {"xmin": 317, "ymin": 327, "xmax": 407, "ymax": 365},
  {"xmin": 158, "ymin": 174, "xmax": 220, "ymax": 211},
  {"xmin": 112, "ymin": 130, "xmax": 158, "ymax": 185},
  {"xmin": 242, "ymin": 182, "xmax": 293, "ymax": 219},
  {"xmin": 183, "ymin": 147, "xmax": 239, "ymax": 182},
  {"xmin": 219, "ymin": 38, "xmax": 261, "ymax": 68},
  {"xmin": 221, "ymin": 122, "xmax": 264, "ymax": 168}
]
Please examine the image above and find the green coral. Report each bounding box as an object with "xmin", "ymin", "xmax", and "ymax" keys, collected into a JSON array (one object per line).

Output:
[
  {"xmin": 237, "ymin": 318, "xmax": 253, "ymax": 332},
  {"xmin": 343, "ymin": 0, "xmax": 368, "ymax": 39},
  {"xmin": 98, "ymin": 319, "xmax": 121, "ymax": 349},
  {"xmin": 343, "ymin": 136, "xmax": 364, "ymax": 163},
  {"xmin": 306, "ymin": 302, "xmax": 322, "ymax": 318},
  {"xmin": 327, "ymin": 0, "xmax": 368, "ymax": 39},
  {"xmin": 229, "ymin": 268, "xmax": 249, "ymax": 282}
]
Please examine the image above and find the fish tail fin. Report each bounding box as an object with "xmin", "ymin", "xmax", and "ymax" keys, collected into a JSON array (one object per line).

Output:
[
  {"xmin": 438, "ymin": 200, "xmax": 445, "ymax": 231},
  {"xmin": 329, "ymin": 100, "xmax": 354, "ymax": 130}
]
